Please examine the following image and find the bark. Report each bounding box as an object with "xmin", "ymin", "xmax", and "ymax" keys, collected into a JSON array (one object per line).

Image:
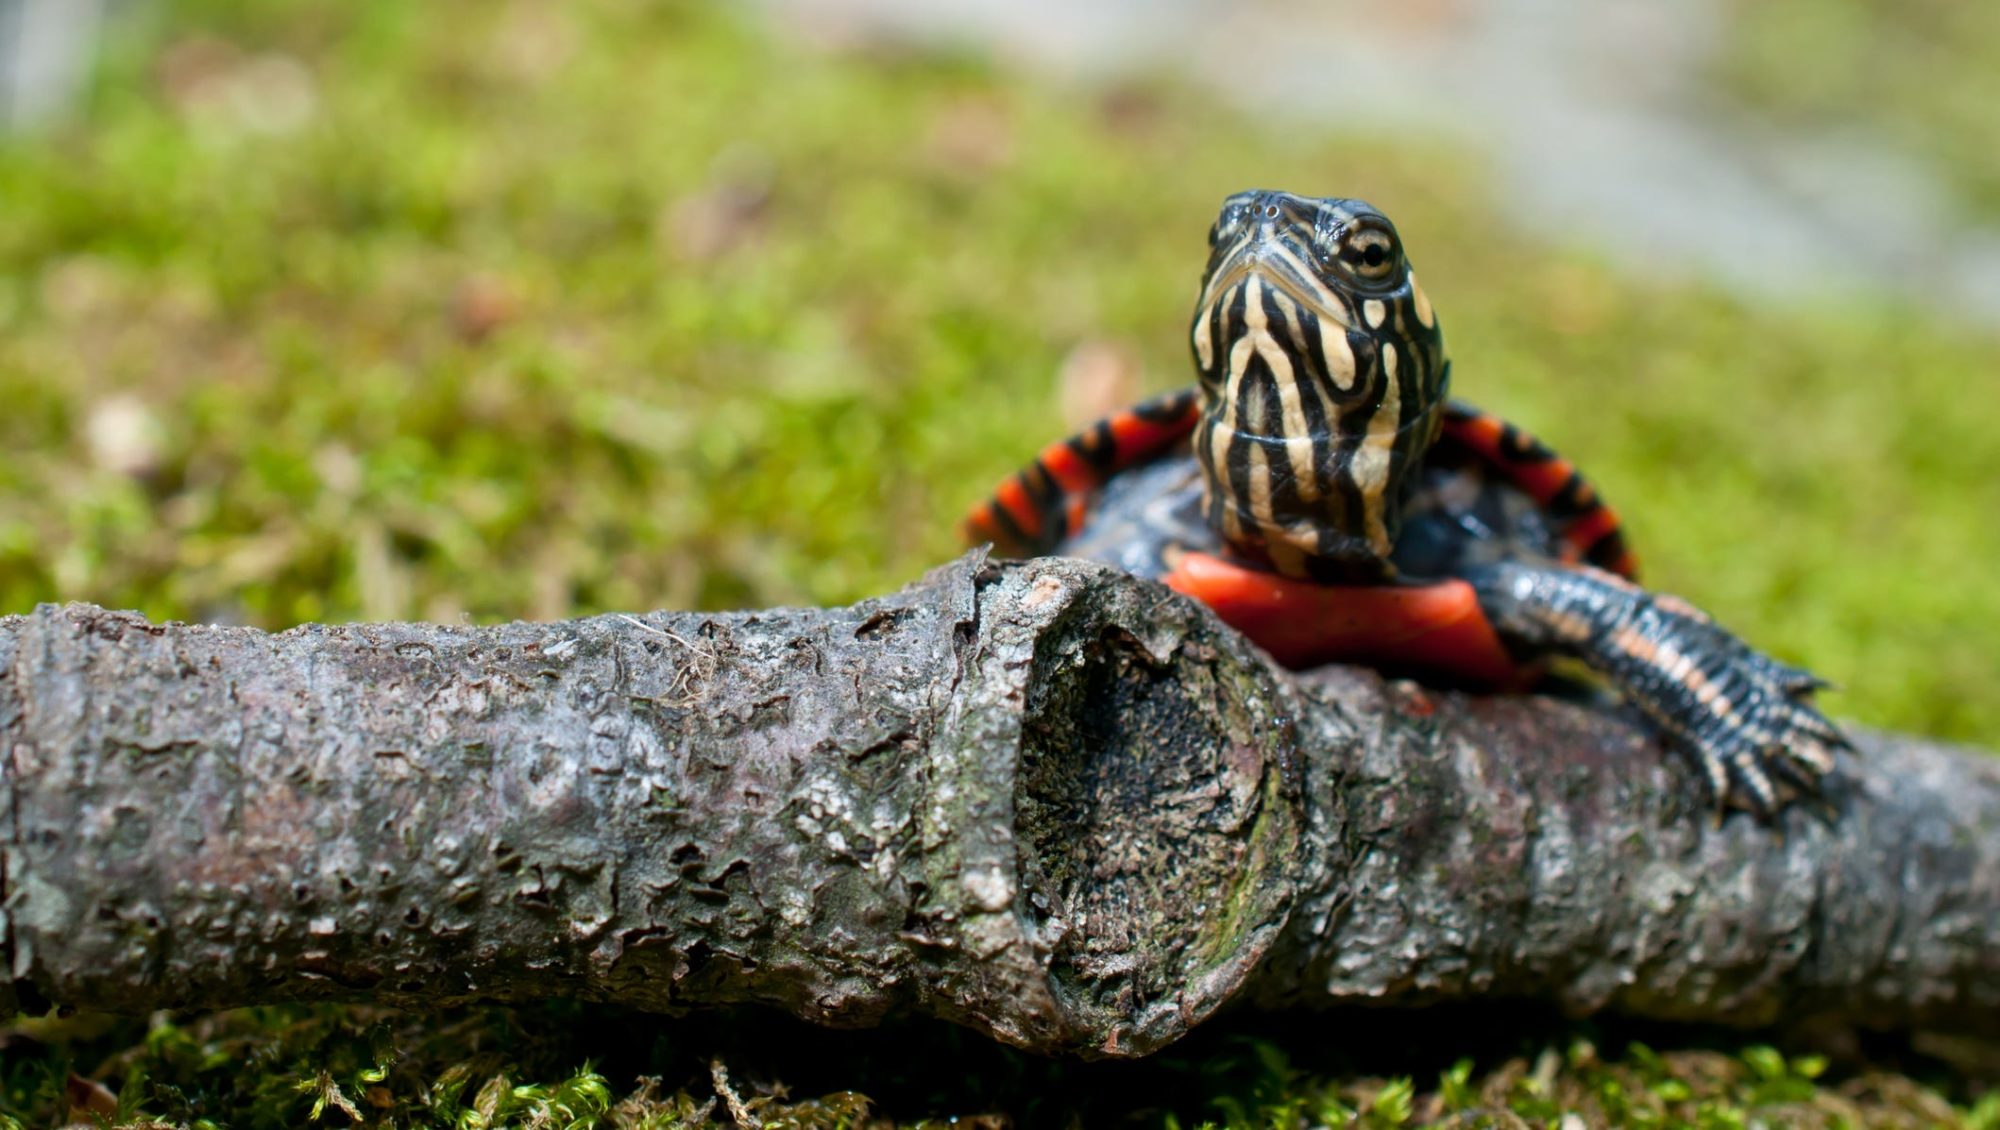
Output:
[{"xmin": 1, "ymin": 552, "xmax": 1996, "ymax": 1058}]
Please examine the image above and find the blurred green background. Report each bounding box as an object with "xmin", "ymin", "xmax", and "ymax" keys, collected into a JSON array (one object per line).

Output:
[{"xmin": 3, "ymin": 0, "xmax": 1999, "ymax": 1125}]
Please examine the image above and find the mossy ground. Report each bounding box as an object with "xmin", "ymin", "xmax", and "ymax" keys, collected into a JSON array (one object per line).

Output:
[
  {"xmin": 2, "ymin": 0, "xmax": 1998, "ymax": 1125},
  {"xmin": 12, "ymin": 1003, "xmax": 1999, "ymax": 1129}
]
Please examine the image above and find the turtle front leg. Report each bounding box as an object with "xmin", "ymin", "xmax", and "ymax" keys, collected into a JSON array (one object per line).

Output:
[{"xmin": 1463, "ymin": 561, "xmax": 1849, "ymax": 815}]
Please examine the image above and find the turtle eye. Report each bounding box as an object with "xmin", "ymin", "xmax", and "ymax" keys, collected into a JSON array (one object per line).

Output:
[{"xmin": 1340, "ymin": 223, "xmax": 1401, "ymax": 282}]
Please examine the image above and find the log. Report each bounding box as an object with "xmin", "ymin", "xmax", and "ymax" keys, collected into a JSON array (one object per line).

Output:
[{"xmin": 2, "ymin": 552, "xmax": 1996, "ymax": 1058}]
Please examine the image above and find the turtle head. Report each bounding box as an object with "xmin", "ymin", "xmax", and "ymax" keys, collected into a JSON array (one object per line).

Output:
[{"xmin": 1188, "ymin": 190, "xmax": 1449, "ymax": 580}]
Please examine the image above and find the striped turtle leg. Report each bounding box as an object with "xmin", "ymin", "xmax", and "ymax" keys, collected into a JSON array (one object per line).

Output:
[{"xmin": 1463, "ymin": 561, "xmax": 1848, "ymax": 816}]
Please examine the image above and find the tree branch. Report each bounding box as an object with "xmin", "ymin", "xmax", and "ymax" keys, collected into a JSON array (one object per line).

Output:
[{"xmin": 2, "ymin": 553, "xmax": 1995, "ymax": 1057}]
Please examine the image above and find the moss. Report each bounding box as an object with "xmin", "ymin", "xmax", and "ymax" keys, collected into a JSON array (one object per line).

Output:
[
  {"xmin": 10, "ymin": 1006, "xmax": 1995, "ymax": 1129},
  {"xmin": 3, "ymin": 0, "xmax": 1997, "ymax": 1123},
  {"xmin": 3, "ymin": 0, "xmax": 1997, "ymax": 742}
]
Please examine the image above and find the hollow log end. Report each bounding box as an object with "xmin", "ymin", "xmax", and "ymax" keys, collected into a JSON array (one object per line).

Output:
[{"xmin": 947, "ymin": 557, "xmax": 1313, "ymax": 1056}]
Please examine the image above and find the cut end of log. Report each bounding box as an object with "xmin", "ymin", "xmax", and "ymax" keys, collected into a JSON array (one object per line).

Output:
[{"xmin": 965, "ymin": 560, "xmax": 1305, "ymax": 1056}]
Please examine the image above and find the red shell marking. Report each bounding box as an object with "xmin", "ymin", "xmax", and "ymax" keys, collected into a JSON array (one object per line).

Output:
[
  {"xmin": 1438, "ymin": 403, "xmax": 1640, "ymax": 579},
  {"xmin": 1163, "ymin": 551, "xmax": 1531, "ymax": 687},
  {"xmin": 960, "ymin": 389, "xmax": 1202, "ymax": 557}
]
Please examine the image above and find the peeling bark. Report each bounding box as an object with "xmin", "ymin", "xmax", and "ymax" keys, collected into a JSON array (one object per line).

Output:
[{"xmin": 1, "ymin": 553, "xmax": 1996, "ymax": 1057}]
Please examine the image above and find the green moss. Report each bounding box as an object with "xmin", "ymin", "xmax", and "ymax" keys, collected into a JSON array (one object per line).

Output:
[
  {"xmin": 6, "ymin": 0, "xmax": 1996, "ymax": 743},
  {"xmin": 3, "ymin": 0, "xmax": 1998, "ymax": 1124},
  {"xmin": 5, "ymin": 999, "xmax": 1996, "ymax": 1126}
]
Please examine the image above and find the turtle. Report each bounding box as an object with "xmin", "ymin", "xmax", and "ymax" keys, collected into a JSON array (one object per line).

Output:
[{"xmin": 963, "ymin": 189, "xmax": 1847, "ymax": 815}]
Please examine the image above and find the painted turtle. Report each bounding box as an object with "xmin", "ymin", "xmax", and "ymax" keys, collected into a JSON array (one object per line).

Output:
[{"xmin": 964, "ymin": 190, "xmax": 1846, "ymax": 814}]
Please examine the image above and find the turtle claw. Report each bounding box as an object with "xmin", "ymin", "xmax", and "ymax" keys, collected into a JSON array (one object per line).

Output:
[
  {"xmin": 1676, "ymin": 651, "xmax": 1848, "ymax": 818},
  {"xmin": 1729, "ymin": 748, "xmax": 1780, "ymax": 818},
  {"xmin": 1779, "ymin": 665, "xmax": 1836, "ymax": 696}
]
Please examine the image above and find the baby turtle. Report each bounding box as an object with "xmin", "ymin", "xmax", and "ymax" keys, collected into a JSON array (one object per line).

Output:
[{"xmin": 965, "ymin": 190, "xmax": 1846, "ymax": 814}]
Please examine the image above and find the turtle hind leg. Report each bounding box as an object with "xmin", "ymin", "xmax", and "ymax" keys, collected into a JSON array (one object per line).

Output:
[{"xmin": 1464, "ymin": 561, "xmax": 1850, "ymax": 816}]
